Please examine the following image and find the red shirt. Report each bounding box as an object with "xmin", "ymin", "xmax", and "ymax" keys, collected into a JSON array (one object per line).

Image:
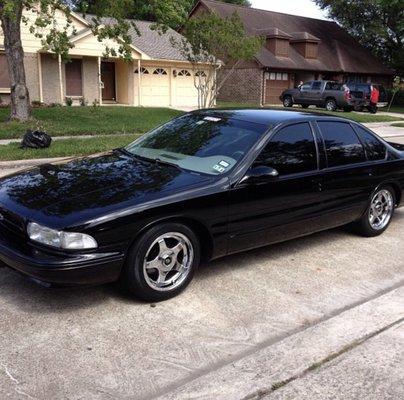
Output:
[{"xmin": 371, "ymin": 87, "xmax": 379, "ymax": 103}]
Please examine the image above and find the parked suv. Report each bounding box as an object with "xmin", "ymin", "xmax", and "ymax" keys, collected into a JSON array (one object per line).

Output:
[
  {"xmin": 280, "ymin": 80, "xmax": 357, "ymax": 112},
  {"xmin": 347, "ymin": 83, "xmax": 388, "ymax": 111}
]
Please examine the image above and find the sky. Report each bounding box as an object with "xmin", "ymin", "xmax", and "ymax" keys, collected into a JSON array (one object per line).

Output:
[{"xmin": 250, "ymin": 0, "xmax": 330, "ymax": 20}]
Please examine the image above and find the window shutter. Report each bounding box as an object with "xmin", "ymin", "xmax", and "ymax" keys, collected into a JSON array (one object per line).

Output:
[
  {"xmin": 0, "ymin": 54, "xmax": 11, "ymax": 88},
  {"xmin": 65, "ymin": 59, "xmax": 83, "ymax": 96}
]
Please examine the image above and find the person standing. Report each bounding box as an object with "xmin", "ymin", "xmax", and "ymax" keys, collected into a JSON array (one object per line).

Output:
[{"xmin": 369, "ymin": 85, "xmax": 379, "ymax": 114}]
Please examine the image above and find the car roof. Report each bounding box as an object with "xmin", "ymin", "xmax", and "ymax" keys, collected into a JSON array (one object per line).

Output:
[{"xmin": 194, "ymin": 108, "xmax": 351, "ymax": 127}]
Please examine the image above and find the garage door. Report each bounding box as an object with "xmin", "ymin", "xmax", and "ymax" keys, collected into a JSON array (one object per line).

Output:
[
  {"xmin": 137, "ymin": 67, "xmax": 170, "ymax": 107},
  {"xmin": 174, "ymin": 69, "xmax": 199, "ymax": 107},
  {"xmin": 265, "ymin": 72, "xmax": 290, "ymax": 104}
]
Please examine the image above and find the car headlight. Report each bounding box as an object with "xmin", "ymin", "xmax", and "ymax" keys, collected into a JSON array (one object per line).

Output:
[{"xmin": 27, "ymin": 222, "xmax": 98, "ymax": 250}]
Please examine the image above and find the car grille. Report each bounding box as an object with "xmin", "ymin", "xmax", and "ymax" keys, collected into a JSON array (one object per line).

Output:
[{"xmin": 0, "ymin": 207, "xmax": 26, "ymax": 238}]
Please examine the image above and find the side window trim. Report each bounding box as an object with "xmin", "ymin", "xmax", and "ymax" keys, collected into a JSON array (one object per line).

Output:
[
  {"xmin": 315, "ymin": 119, "xmax": 368, "ymax": 169},
  {"xmin": 252, "ymin": 121, "xmax": 320, "ymax": 178}
]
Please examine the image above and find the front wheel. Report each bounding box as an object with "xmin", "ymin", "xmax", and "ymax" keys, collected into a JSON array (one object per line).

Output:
[
  {"xmin": 352, "ymin": 186, "xmax": 395, "ymax": 237},
  {"xmin": 283, "ymin": 96, "xmax": 293, "ymax": 107},
  {"xmin": 325, "ymin": 99, "xmax": 337, "ymax": 112},
  {"xmin": 121, "ymin": 223, "xmax": 200, "ymax": 301}
]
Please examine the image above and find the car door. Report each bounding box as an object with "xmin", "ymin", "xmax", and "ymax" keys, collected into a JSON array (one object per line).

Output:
[
  {"xmin": 227, "ymin": 121, "xmax": 325, "ymax": 254},
  {"xmin": 306, "ymin": 81, "xmax": 323, "ymax": 105},
  {"xmin": 298, "ymin": 82, "xmax": 313, "ymax": 104},
  {"xmin": 313, "ymin": 120, "xmax": 376, "ymax": 226}
]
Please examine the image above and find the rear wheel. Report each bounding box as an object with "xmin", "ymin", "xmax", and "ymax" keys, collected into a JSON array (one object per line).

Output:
[
  {"xmin": 325, "ymin": 99, "xmax": 337, "ymax": 112},
  {"xmin": 283, "ymin": 96, "xmax": 293, "ymax": 108},
  {"xmin": 352, "ymin": 186, "xmax": 395, "ymax": 237},
  {"xmin": 121, "ymin": 223, "xmax": 200, "ymax": 301}
]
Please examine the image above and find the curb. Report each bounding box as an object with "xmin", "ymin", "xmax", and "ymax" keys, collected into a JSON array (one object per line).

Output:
[{"xmin": 0, "ymin": 157, "xmax": 70, "ymax": 170}]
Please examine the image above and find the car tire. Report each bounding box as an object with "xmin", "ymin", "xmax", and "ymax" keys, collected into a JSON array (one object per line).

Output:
[
  {"xmin": 325, "ymin": 99, "xmax": 337, "ymax": 112},
  {"xmin": 121, "ymin": 223, "xmax": 200, "ymax": 301},
  {"xmin": 283, "ymin": 96, "xmax": 293, "ymax": 108},
  {"xmin": 352, "ymin": 186, "xmax": 395, "ymax": 237}
]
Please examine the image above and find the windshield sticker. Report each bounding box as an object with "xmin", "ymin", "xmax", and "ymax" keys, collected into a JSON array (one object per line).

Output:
[
  {"xmin": 213, "ymin": 164, "xmax": 226, "ymax": 173},
  {"xmin": 204, "ymin": 116, "xmax": 221, "ymax": 122},
  {"xmin": 219, "ymin": 160, "xmax": 230, "ymax": 168}
]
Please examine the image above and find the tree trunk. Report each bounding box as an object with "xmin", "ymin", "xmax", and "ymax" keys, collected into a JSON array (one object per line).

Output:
[{"xmin": 0, "ymin": 1, "xmax": 32, "ymax": 121}]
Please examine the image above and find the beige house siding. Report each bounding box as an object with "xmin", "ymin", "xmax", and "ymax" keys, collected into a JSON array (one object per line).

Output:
[
  {"xmin": 82, "ymin": 57, "xmax": 101, "ymax": 104},
  {"xmin": 24, "ymin": 53, "xmax": 40, "ymax": 102},
  {"xmin": 41, "ymin": 54, "xmax": 64, "ymax": 104}
]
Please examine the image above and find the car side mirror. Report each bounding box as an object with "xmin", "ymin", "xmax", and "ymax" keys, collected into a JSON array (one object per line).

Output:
[{"xmin": 240, "ymin": 165, "xmax": 279, "ymax": 185}]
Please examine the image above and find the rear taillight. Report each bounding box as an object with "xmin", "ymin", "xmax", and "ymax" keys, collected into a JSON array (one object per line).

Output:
[{"xmin": 344, "ymin": 90, "xmax": 351, "ymax": 101}]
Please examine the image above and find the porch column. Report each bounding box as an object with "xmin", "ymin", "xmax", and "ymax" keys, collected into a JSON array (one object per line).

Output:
[
  {"xmin": 137, "ymin": 59, "xmax": 141, "ymax": 106},
  {"xmin": 98, "ymin": 57, "xmax": 103, "ymax": 105},
  {"xmin": 58, "ymin": 54, "xmax": 64, "ymax": 104},
  {"xmin": 169, "ymin": 66, "xmax": 173, "ymax": 107},
  {"xmin": 37, "ymin": 52, "xmax": 43, "ymax": 103}
]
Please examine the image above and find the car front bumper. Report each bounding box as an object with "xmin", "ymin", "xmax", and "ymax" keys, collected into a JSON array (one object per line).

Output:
[{"xmin": 0, "ymin": 231, "xmax": 125, "ymax": 285}]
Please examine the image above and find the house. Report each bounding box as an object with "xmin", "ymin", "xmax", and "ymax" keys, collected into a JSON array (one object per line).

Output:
[
  {"xmin": 0, "ymin": 8, "xmax": 211, "ymax": 108},
  {"xmin": 189, "ymin": 0, "xmax": 394, "ymax": 105}
]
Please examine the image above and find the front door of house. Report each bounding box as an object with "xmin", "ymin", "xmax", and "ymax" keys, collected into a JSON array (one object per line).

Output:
[{"xmin": 101, "ymin": 62, "xmax": 116, "ymax": 101}]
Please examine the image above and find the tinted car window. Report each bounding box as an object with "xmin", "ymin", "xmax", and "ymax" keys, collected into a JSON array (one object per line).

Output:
[
  {"xmin": 325, "ymin": 82, "xmax": 342, "ymax": 90},
  {"xmin": 355, "ymin": 125, "xmax": 387, "ymax": 161},
  {"xmin": 356, "ymin": 84, "xmax": 371, "ymax": 94},
  {"xmin": 301, "ymin": 82, "xmax": 312, "ymax": 90},
  {"xmin": 255, "ymin": 123, "xmax": 317, "ymax": 175},
  {"xmin": 312, "ymin": 81, "xmax": 322, "ymax": 90},
  {"xmin": 318, "ymin": 121, "xmax": 366, "ymax": 167}
]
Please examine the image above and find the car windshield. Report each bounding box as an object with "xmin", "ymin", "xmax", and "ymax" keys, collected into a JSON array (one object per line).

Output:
[{"xmin": 125, "ymin": 113, "xmax": 268, "ymax": 175}]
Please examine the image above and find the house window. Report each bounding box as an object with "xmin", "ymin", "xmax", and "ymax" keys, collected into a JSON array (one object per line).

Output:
[
  {"xmin": 65, "ymin": 59, "xmax": 83, "ymax": 97},
  {"xmin": 269, "ymin": 73, "xmax": 276, "ymax": 80},
  {"xmin": 0, "ymin": 54, "xmax": 11, "ymax": 89},
  {"xmin": 153, "ymin": 68, "xmax": 167, "ymax": 75},
  {"xmin": 282, "ymin": 73, "xmax": 288, "ymax": 81},
  {"xmin": 134, "ymin": 67, "xmax": 149, "ymax": 74},
  {"xmin": 178, "ymin": 69, "xmax": 191, "ymax": 77}
]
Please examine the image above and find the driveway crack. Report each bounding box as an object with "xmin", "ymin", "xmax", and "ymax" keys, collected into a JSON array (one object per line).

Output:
[{"xmin": 241, "ymin": 316, "xmax": 404, "ymax": 399}]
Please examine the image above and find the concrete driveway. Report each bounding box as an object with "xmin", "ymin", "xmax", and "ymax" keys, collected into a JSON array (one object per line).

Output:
[{"xmin": 0, "ymin": 207, "xmax": 403, "ymax": 399}]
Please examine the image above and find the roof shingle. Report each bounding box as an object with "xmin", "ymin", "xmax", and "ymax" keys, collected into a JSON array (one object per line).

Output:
[{"xmin": 195, "ymin": 0, "xmax": 393, "ymax": 75}]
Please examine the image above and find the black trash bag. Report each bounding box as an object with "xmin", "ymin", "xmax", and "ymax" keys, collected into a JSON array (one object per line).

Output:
[{"xmin": 20, "ymin": 130, "xmax": 52, "ymax": 149}]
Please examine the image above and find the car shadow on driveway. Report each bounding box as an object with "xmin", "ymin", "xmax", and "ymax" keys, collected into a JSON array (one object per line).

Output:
[{"xmin": 1, "ymin": 210, "xmax": 403, "ymax": 315}]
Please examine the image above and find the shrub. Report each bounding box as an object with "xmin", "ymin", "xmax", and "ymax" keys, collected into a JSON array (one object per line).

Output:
[
  {"xmin": 80, "ymin": 97, "xmax": 87, "ymax": 107},
  {"xmin": 65, "ymin": 97, "xmax": 73, "ymax": 107}
]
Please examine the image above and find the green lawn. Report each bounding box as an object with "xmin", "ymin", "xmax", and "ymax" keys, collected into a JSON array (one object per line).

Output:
[
  {"xmin": 386, "ymin": 106, "xmax": 404, "ymax": 114},
  {"xmin": 391, "ymin": 123, "xmax": 404, "ymax": 128},
  {"xmin": 216, "ymin": 102, "xmax": 404, "ymax": 123},
  {"xmin": 0, "ymin": 106, "xmax": 183, "ymax": 139},
  {"xmin": 0, "ymin": 134, "xmax": 138, "ymax": 161}
]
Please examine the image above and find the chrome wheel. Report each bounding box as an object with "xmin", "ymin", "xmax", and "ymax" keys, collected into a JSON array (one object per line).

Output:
[
  {"xmin": 143, "ymin": 232, "xmax": 194, "ymax": 292},
  {"xmin": 283, "ymin": 97, "xmax": 292, "ymax": 107},
  {"xmin": 369, "ymin": 189, "xmax": 394, "ymax": 230}
]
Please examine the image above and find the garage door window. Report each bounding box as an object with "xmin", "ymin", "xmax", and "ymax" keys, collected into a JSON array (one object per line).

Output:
[
  {"xmin": 153, "ymin": 68, "xmax": 167, "ymax": 75},
  {"xmin": 195, "ymin": 71, "xmax": 206, "ymax": 77},
  {"xmin": 135, "ymin": 67, "xmax": 149, "ymax": 74},
  {"xmin": 178, "ymin": 70, "xmax": 191, "ymax": 77}
]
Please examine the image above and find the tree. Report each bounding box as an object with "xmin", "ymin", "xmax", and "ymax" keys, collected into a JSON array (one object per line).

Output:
[
  {"xmin": 314, "ymin": 0, "xmax": 404, "ymax": 77},
  {"xmin": 76, "ymin": 0, "xmax": 252, "ymax": 29},
  {"xmin": 171, "ymin": 12, "xmax": 263, "ymax": 108},
  {"xmin": 0, "ymin": 0, "xmax": 134, "ymax": 122}
]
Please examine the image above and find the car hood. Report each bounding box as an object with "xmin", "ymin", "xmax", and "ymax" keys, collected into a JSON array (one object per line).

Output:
[{"xmin": 0, "ymin": 150, "xmax": 216, "ymax": 229}]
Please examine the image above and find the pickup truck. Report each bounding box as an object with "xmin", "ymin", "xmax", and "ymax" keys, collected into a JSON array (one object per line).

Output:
[
  {"xmin": 280, "ymin": 80, "xmax": 358, "ymax": 112},
  {"xmin": 347, "ymin": 83, "xmax": 388, "ymax": 112}
]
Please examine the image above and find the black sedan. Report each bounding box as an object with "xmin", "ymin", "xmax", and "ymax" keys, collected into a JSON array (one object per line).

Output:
[{"xmin": 0, "ymin": 110, "xmax": 403, "ymax": 301}]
